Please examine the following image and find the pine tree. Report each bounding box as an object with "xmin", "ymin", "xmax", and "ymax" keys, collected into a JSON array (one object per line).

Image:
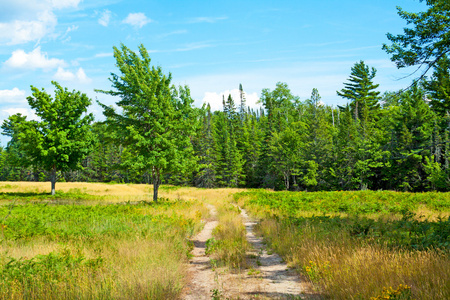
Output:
[
  {"xmin": 193, "ymin": 104, "xmax": 217, "ymax": 187},
  {"xmin": 337, "ymin": 61, "xmax": 381, "ymax": 127},
  {"xmin": 388, "ymin": 84, "xmax": 435, "ymax": 191},
  {"xmin": 424, "ymin": 54, "xmax": 450, "ymax": 116}
]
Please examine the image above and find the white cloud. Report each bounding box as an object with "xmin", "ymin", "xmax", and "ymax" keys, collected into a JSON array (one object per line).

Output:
[
  {"xmin": 4, "ymin": 47, "xmax": 65, "ymax": 70},
  {"xmin": 54, "ymin": 67, "xmax": 76, "ymax": 81},
  {"xmin": 54, "ymin": 67, "xmax": 91, "ymax": 83},
  {"xmin": 123, "ymin": 13, "xmax": 151, "ymax": 28},
  {"xmin": 98, "ymin": 9, "xmax": 111, "ymax": 27},
  {"xmin": 65, "ymin": 25, "xmax": 79, "ymax": 34},
  {"xmin": 60, "ymin": 24, "xmax": 78, "ymax": 42},
  {"xmin": 188, "ymin": 16, "xmax": 227, "ymax": 23},
  {"xmin": 76, "ymin": 68, "xmax": 91, "ymax": 83},
  {"xmin": 95, "ymin": 52, "xmax": 113, "ymax": 58},
  {"xmin": 50, "ymin": 0, "xmax": 82, "ymax": 10},
  {"xmin": 1, "ymin": 108, "xmax": 37, "ymax": 120},
  {"xmin": 158, "ymin": 30, "xmax": 188, "ymax": 39},
  {"xmin": 0, "ymin": 10, "xmax": 57, "ymax": 45},
  {"xmin": 0, "ymin": 88, "xmax": 27, "ymax": 104},
  {"xmin": 202, "ymin": 89, "xmax": 260, "ymax": 112},
  {"xmin": 0, "ymin": 0, "xmax": 81, "ymax": 45},
  {"xmin": 4, "ymin": 47, "xmax": 66, "ymax": 70}
]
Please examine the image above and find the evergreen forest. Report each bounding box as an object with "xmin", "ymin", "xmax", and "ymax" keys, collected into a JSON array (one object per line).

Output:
[{"xmin": 1, "ymin": 0, "xmax": 450, "ymax": 195}]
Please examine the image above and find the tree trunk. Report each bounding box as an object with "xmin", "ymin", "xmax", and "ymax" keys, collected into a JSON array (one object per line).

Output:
[
  {"xmin": 152, "ymin": 168, "xmax": 160, "ymax": 203},
  {"xmin": 51, "ymin": 166, "xmax": 56, "ymax": 195}
]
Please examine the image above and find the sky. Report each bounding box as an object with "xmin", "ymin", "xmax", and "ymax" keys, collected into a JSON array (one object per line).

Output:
[{"xmin": 0, "ymin": 0, "xmax": 429, "ymax": 146}]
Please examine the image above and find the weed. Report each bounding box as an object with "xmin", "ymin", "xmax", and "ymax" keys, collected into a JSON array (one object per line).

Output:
[{"xmin": 211, "ymin": 288, "xmax": 222, "ymax": 300}]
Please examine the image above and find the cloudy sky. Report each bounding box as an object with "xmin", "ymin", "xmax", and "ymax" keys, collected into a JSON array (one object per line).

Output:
[{"xmin": 0, "ymin": 0, "xmax": 427, "ymax": 146}]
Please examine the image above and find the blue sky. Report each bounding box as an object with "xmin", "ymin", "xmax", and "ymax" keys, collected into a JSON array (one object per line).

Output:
[{"xmin": 0, "ymin": 0, "xmax": 428, "ymax": 146}]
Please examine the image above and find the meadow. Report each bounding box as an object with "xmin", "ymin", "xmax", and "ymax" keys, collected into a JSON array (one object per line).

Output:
[
  {"xmin": 0, "ymin": 182, "xmax": 211, "ymax": 299},
  {"xmin": 1, "ymin": 182, "xmax": 449, "ymax": 299},
  {"xmin": 235, "ymin": 190, "xmax": 450, "ymax": 299}
]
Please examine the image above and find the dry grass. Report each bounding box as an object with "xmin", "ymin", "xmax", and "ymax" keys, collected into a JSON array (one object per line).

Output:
[
  {"xmin": 256, "ymin": 218, "xmax": 450, "ymax": 300},
  {"xmin": 0, "ymin": 182, "xmax": 215, "ymax": 300},
  {"xmin": 1, "ymin": 238, "xmax": 189, "ymax": 300},
  {"xmin": 208, "ymin": 204, "xmax": 249, "ymax": 270}
]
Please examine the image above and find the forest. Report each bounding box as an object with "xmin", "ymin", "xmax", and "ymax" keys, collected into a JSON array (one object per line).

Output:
[{"xmin": 1, "ymin": 0, "xmax": 449, "ymax": 196}]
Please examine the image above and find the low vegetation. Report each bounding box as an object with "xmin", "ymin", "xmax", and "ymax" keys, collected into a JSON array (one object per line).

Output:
[
  {"xmin": 0, "ymin": 182, "xmax": 208, "ymax": 299},
  {"xmin": 206, "ymin": 204, "xmax": 249, "ymax": 270},
  {"xmin": 235, "ymin": 190, "xmax": 450, "ymax": 300}
]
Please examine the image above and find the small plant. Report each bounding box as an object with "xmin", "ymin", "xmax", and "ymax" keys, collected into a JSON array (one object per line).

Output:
[
  {"xmin": 211, "ymin": 288, "xmax": 222, "ymax": 300},
  {"xmin": 370, "ymin": 284, "xmax": 413, "ymax": 300},
  {"xmin": 247, "ymin": 268, "xmax": 261, "ymax": 276},
  {"xmin": 205, "ymin": 237, "xmax": 217, "ymax": 255}
]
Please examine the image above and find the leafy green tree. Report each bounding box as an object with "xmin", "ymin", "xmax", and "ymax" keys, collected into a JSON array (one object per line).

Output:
[
  {"xmin": 387, "ymin": 85, "xmax": 435, "ymax": 191},
  {"xmin": 192, "ymin": 104, "xmax": 217, "ymax": 188},
  {"xmin": 337, "ymin": 61, "xmax": 381, "ymax": 125},
  {"xmin": 258, "ymin": 82, "xmax": 298, "ymax": 188},
  {"xmin": 79, "ymin": 122, "xmax": 124, "ymax": 183},
  {"xmin": 1, "ymin": 82, "xmax": 94, "ymax": 194},
  {"xmin": 303, "ymin": 89, "xmax": 334, "ymax": 189},
  {"xmin": 96, "ymin": 44, "xmax": 196, "ymax": 201},
  {"xmin": 423, "ymin": 54, "xmax": 450, "ymax": 116},
  {"xmin": 383, "ymin": 0, "xmax": 450, "ymax": 80}
]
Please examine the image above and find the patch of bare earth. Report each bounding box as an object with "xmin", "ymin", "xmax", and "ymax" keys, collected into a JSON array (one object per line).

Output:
[
  {"xmin": 210, "ymin": 208, "xmax": 318, "ymax": 299},
  {"xmin": 184, "ymin": 202, "xmax": 320, "ymax": 299},
  {"xmin": 183, "ymin": 204, "xmax": 219, "ymax": 300}
]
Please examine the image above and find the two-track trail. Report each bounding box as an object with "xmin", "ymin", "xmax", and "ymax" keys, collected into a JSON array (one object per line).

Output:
[
  {"xmin": 210, "ymin": 208, "xmax": 313, "ymax": 299},
  {"xmin": 182, "ymin": 195, "xmax": 317, "ymax": 299},
  {"xmin": 183, "ymin": 204, "xmax": 219, "ymax": 300}
]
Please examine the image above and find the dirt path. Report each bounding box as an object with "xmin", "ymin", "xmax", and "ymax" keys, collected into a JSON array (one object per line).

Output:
[
  {"xmin": 211, "ymin": 208, "xmax": 311, "ymax": 299},
  {"xmin": 183, "ymin": 204, "xmax": 219, "ymax": 300},
  {"xmin": 183, "ymin": 203, "xmax": 317, "ymax": 299}
]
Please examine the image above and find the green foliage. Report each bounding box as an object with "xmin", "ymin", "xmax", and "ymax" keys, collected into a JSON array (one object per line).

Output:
[
  {"xmin": 237, "ymin": 190, "xmax": 450, "ymax": 250},
  {"xmin": 337, "ymin": 60, "xmax": 381, "ymax": 123},
  {"xmin": 383, "ymin": 0, "xmax": 450, "ymax": 79},
  {"xmin": 96, "ymin": 44, "xmax": 197, "ymax": 200},
  {"xmin": 1, "ymin": 82, "xmax": 94, "ymax": 194},
  {"xmin": 236, "ymin": 190, "xmax": 450, "ymax": 215},
  {"xmin": 371, "ymin": 284, "xmax": 413, "ymax": 300},
  {"xmin": 0, "ymin": 249, "xmax": 103, "ymax": 285},
  {"xmin": 424, "ymin": 54, "xmax": 450, "ymax": 115},
  {"xmin": 0, "ymin": 201, "xmax": 197, "ymax": 241}
]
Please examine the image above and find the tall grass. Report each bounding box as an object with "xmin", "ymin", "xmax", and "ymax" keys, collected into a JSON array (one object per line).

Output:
[
  {"xmin": 256, "ymin": 219, "xmax": 449, "ymax": 299},
  {"xmin": 0, "ymin": 183, "xmax": 210, "ymax": 299},
  {"xmin": 206, "ymin": 204, "xmax": 249, "ymax": 270},
  {"xmin": 236, "ymin": 190, "xmax": 450, "ymax": 299}
]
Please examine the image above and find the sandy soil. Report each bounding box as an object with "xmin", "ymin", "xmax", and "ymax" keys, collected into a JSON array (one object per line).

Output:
[
  {"xmin": 183, "ymin": 204, "xmax": 219, "ymax": 300},
  {"xmin": 183, "ymin": 204, "xmax": 320, "ymax": 299}
]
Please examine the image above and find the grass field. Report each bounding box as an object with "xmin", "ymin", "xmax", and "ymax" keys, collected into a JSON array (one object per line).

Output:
[
  {"xmin": 1, "ymin": 182, "xmax": 449, "ymax": 299},
  {"xmin": 235, "ymin": 190, "xmax": 450, "ymax": 300},
  {"xmin": 0, "ymin": 182, "xmax": 213, "ymax": 299}
]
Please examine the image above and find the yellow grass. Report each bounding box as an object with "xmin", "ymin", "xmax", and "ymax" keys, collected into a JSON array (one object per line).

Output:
[
  {"xmin": 0, "ymin": 182, "xmax": 221, "ymax": 299},
  {"xmin": 256, "ymin": 218, "xmax": 450, "ymax": 300}
]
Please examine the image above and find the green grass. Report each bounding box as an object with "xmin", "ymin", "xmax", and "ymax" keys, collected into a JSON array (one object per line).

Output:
[
  {"xmin": 0, "ymin": 189, "xmax": 205, "ymax": 299},
  {"xmin": 235, "ymin": 190, "xmax": 450, "ymax": 299},
  {"xmin": 236, "ymin": 190, "xmax": 450, "ymax": 215}
]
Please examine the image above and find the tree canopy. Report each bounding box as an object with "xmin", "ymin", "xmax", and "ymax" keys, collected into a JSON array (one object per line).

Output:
[
  {"xmin": 1, "ymin": 82, "xmax": 94, "ymax": 194},
  {"xmin": 96, "ymin": 44, "xmax": 197, "ymax": 202},
  {"xmin": 383, "ymin": 0, "xmax": 450, "ymax": 80}
]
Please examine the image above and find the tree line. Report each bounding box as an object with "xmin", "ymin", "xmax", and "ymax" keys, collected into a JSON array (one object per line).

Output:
[{"xmin": 1, "ymin": 1, "xmax": 449, "ymax": 198}]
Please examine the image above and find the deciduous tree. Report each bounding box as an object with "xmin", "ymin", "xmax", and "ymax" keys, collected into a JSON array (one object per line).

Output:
[
  {"xmin": 1, "ymin": 82, "xmax": 94, "ymax": 194},
  {"xmin": 96, "ymin": 44, "xmax": 196, "ymax": 202}
]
